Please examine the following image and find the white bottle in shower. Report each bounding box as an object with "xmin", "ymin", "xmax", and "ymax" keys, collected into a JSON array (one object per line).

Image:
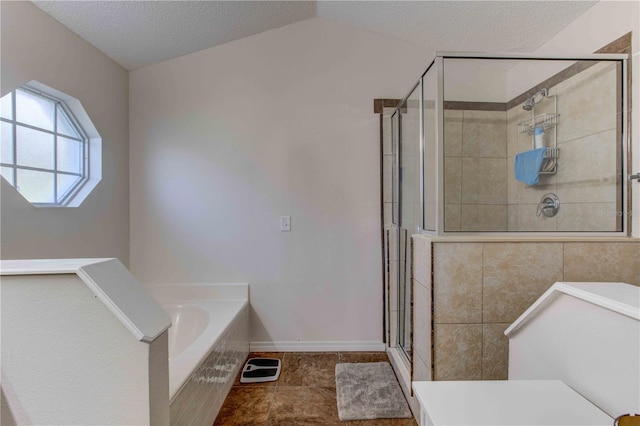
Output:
[{"xmin": 534, "ymin": 126, "xmax": 545, "ymax": 149}]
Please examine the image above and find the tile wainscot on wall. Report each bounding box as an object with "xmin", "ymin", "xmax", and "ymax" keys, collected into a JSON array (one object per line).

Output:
[{"xmin": 412, "ymin": 235, "xmax": 640, "ymax": 381}]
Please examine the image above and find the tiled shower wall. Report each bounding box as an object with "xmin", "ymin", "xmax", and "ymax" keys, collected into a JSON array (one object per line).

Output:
[
  {"xmin": 445, "ymin": 60, "xmax": 621, "ymax": 232},
  {"xmin": 507, "ymin": 61, "xmax": 620, "ymax": 231},
  {"xmin": 444, "ymin": 109, "xmax": 508, "ymax": 231},
  {"xmin": 413, "ymin": 236, "xmax": 640, "ymax": 381}
]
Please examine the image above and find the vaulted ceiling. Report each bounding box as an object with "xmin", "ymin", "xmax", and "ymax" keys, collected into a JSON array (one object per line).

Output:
[{"xmin": 32, "ymin": 1, "xmax": 598, "ymax": 71}]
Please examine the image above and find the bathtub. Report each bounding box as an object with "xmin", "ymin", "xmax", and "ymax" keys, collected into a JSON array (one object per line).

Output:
[{"xmin": 150, "ymin": 284, "xmax": 249, "ymax": 426}]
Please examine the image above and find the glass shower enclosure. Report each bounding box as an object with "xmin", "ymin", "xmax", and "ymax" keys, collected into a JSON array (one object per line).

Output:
[{"xmin": 390, "ymin": 51, "xmax": 629, "ymax": 369}]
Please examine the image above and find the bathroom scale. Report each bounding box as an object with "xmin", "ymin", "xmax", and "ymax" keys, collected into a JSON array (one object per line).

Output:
[{"xmin": 240, "ymin": 358, "xmax": 281, "ymax": 383}]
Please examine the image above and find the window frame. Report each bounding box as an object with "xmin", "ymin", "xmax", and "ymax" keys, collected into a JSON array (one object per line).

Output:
[{"xmin": 1, "ymin": 85, "xmax": 90, "ymax": 207}]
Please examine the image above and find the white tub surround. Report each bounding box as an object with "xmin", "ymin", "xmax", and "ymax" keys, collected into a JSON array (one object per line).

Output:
[
  {"xmin": 164, "ymin": 300, "xmax": 247, "ymax": 400},
  {"xmin": 149, "ymin": 284, "xmax": 249, "ymax": 426},
  {"xmin": 0, "ymin": 258, "xmax": 172, "ymax": 426},
  {"xmin": 250, "ymin": 341, "xmax": 386, "ymax": 352}
]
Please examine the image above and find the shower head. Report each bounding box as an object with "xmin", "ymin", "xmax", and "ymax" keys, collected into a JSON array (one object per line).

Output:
[
  {"xmin": 523, "ymin": 98, "xmax": 535, "ymax": 111},
  {"xmin": 522, "ymin": 88, "xmax": 549, "ymax": 111}
]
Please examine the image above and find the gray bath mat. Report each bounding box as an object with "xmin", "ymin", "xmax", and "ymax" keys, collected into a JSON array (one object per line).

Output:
[{"xmin": 335, "ymin": 362, "xmax": 412, "ymax": 421}]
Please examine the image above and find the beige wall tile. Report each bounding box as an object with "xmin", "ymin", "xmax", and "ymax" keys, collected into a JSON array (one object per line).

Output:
[
  {"xmin": 382, "ymin": 115, "xmax": 392, "ymax": 156},
  {"xmin": 444, "ymin": 110, "xmax": 463, "ymax": 157},
  {"xmin": 532, "ymin": 87, "xmax": 557, "ymax": 116},
  {"xmin": 516, "ymin": 93, "xmax": 559, "ymax": 151},
  {"xmin": 461, "ymin": 157, "xmax": 507, "ymax": 205},
  {"xmin": 400, "ymin": 201, "xmax": 418, "ymax": 232},
  {"xmin": 444, "ymin": 156, "xmax": 462, "ymax": 205},
  {"xmin": 460, "ymin": 204, "xmax": 508, "ymax": 232},
  {"xmin": 388, "ymin": 309, "xmax": 397, "ymax": 348},
  {"xmin": 413, "ymin": 279, "xmax": 431, "ymax": 378},
  {"xmin": 556, "ymin": 129, "xmax": 617, "ymax": 185},
  {"xmin": 434, "ymin": 243, "xmax": 482, "ymax": 323},
  {"xmin": 482, "ymin": 323, "xmax": 510, "ymax": 380},
  {"xmin": 424, "ymin": 202, "xmax": 437, "ymax": 232},
  {"xmin": 515, "ymin": 112, "xmax": 534, "ymax": 154},
  {"xmin": 462, "ymin": 110, "xmax": 507, "ymax": 158},
  {"xmin": 483, "ymin": 243, "xmax": 563, "ymax": 323},
  {"xmin": 514, "ymin": 177, "xmax": 556, "ymax": 205},
  {"xmin": 413, "ymin": 351, "xmax": 431, "ymax": 382},
  {"xmin": 444, "ymin": 204, "xmax": 461, "ymax": 231},
  {"xmin": 556, "ymin": 61, "xmax": 618, "ymax": 143},
  {"xmin": 413, "ymin": 236, "xmax": 431, "ymax": 287},
  {"xmin": 556, "ymin": 178, "xmax": 618, "ymax": 204},
  {"xmin": 506, "ymin": 106, "xmax": 519, "ymax": 158},
  {"xmin": 508, "ymin": 205, "xmax": 518, "ymax": 231},
  {"xmin": 383, "ymin": 155, "xmax": 393, "ymax": 202},
  {"xmin": 434, "ymin": 324, "xmax": 482, "ymax": 380},
  {"xmin": 564, "ymin": 242, "xmax": 640, "ymax": 286},
  {"xmin": 516, "ymin": 203, "xmax": 557, "ymax": 232},
  {"xmin": 556, "ymin": 202, "xmax": 618, "ymax": 232},
  {"xmin": 383, "ymin": 203, "xmax": 393, "ymax": 227},
  {"xmin": 507, "ymin": 158, "xmax": 518, "ymax": 204},
  {"xmin": 387, "ymin": 228, "xmax": 398, "ymax": 261},
  {"xmin": 389, "ymin": 260, "xmax": 398, "ymax": 312}
]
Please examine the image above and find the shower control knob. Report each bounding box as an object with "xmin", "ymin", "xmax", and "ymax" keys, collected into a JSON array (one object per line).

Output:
[{"xmin": 536, "ymin": 193, "xmax": 560, "ymax": 218}]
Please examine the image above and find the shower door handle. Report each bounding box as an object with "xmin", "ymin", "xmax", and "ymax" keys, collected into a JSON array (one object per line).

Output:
[{"xmin": 630, "ymin": 173, "xmax": 640, "ymax": 181}]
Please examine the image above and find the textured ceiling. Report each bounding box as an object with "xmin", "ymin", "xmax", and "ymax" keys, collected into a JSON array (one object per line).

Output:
[
  {"xmin": 317, "ymin": 1, "xmax": 597, "ymax": 54},
  {"xmin": 31, "ymin": 1, "xmax": 317, "ymax": 70},
  {"xmin": 31, "ymin": 1, "xmax": 598, "ymax": 71}
]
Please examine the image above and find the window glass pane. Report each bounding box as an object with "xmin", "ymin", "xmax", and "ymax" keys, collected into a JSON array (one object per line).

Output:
[
  {"xmin": 0, "ymin": 92, "xmax": 13, "ymax": 120},
  {"xmin": 1, "ymin": 121, "xmax": 13, "ymax": 164},
  {"xmin": 57, "ymin": 137, "xmax": 82, "ymax": 174},
  {"xmin": 56, "ymin": 106, "xmax": 80, "ymax": 138},
  {"xmin": 57, "ymin": 173, "xmax": 81, "ymax": 201},
  {"xmin": 16, "ymin": 169, "xmax": 54, "ymax": 203},
  {"xmin": 16, "ymin": 89, "xmax": 54, "ymax": 131},
  {"xmin": 1, "ymin": 166, "xmax": 14, "ymax": 186},
  {"xmin": 16, "ymin": 126, "xmax": 54, "ymax": 170}
]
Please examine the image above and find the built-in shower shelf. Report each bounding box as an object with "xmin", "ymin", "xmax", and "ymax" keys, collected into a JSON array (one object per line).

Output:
[{"xmin": 518, "ymin": 113, "xmax": 560, "ymax": 134}]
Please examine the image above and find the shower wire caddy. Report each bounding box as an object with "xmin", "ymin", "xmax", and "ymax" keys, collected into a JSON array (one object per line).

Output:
[{"xmin": 518, "ymin": 112, "xmax": 560, "ymax": 175}]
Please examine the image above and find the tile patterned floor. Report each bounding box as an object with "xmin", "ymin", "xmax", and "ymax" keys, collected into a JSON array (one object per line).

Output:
[{"xmin": 214, "ymin": 352, "xmax": 418, "ymax": 426}]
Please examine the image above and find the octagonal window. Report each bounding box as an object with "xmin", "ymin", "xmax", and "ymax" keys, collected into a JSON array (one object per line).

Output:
[{"xmin": 0, "ymin": 82, "xmax": 101, "ymax": 207}]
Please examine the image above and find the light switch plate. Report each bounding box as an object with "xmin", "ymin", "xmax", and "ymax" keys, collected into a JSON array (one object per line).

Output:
[{"xmin": 280, "ymin": 216, "xmax": 291, "ymax": 231}]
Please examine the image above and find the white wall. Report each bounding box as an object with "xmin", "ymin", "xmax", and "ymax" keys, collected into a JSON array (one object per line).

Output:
[
  {"xmin": 0, "ymin": 2, "xmax": 130, "ymax": 263},
  {"xmin": 525, "ymin": 0, "xmax": 640, "ymax": 236},
  {"xmin": 130, "ymin": 17, "xmax": 427, "ymax": 347},
  {"xmin": 1, "ymin": 274, "xmax": 156, "ymax": 425}
]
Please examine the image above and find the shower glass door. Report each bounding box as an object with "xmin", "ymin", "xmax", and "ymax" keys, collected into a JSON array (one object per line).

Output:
[{"xmin": 397, "ymin": 83, "xmax": 421, "ymax": 364}]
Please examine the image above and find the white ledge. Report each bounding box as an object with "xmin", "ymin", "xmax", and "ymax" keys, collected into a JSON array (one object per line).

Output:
[
  {"xmin": 0, "ymin": 258, "xmax": 114, "ymax": 275},
  {"xmin": 1, "ymin": 258, "xmax": 171, "ymax": 343},
  {"xmin": 505, "ymin": 282, "xmax": 640, "ymax": 338}
]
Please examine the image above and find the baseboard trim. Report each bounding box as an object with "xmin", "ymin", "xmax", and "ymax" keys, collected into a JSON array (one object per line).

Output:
[{"xmin": 249, "ymin": 341, "xmax": 385, "ymax": 352}]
